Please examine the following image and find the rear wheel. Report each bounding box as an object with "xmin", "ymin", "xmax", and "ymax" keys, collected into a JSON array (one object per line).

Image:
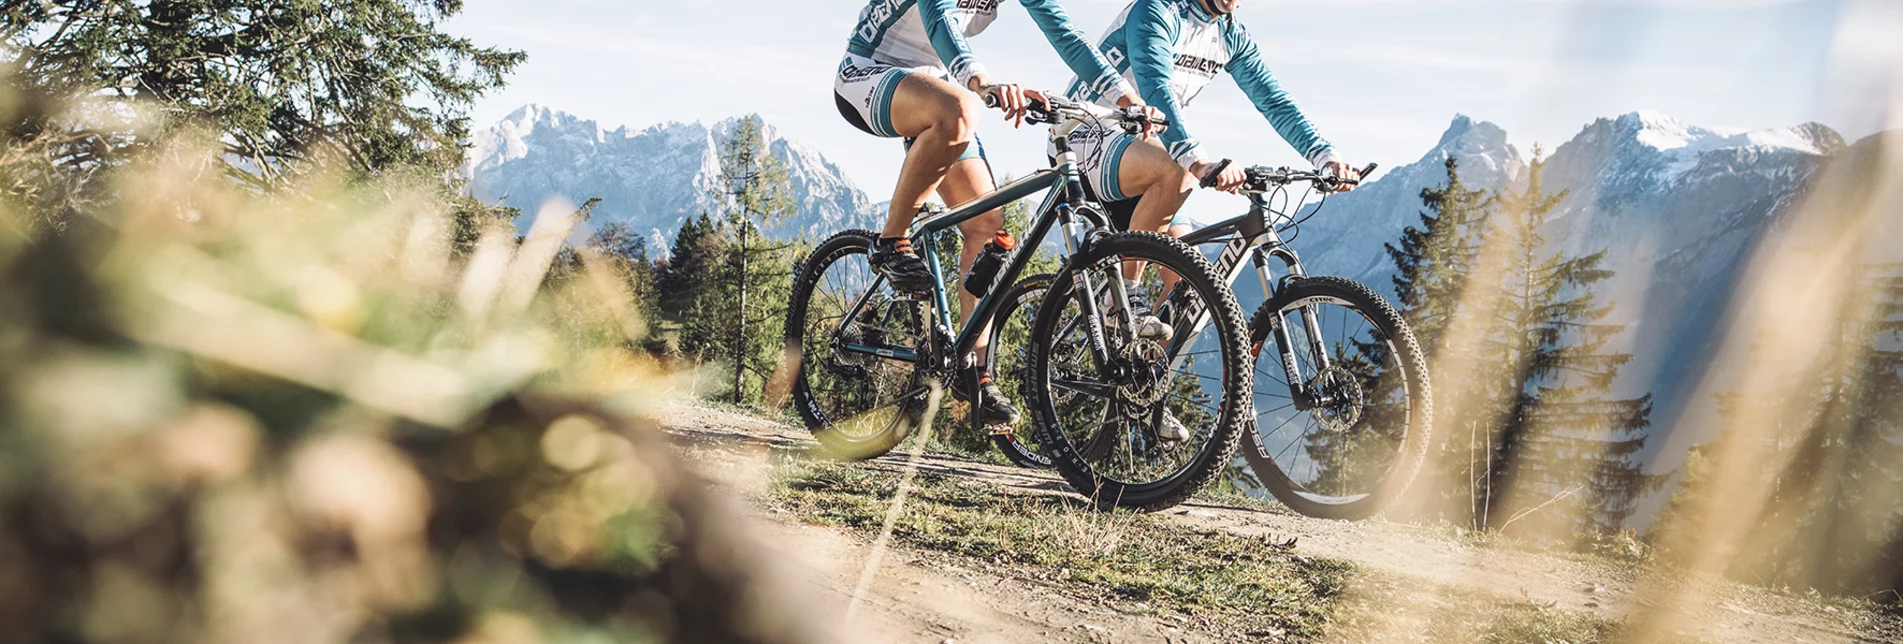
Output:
[
  {"xmin": 1027, "ymin": 232, "xmax": 1251, "ymax": 511},
  {"xmin": 984, "ymin": 274, "xmax": 1058, "ymax": 468},
  {"xmin": 1243, "ymin": 276, "xmax": 1432, "ymax": 520},
  {"xmin": 785, "ymin": 230, "xmax": 933, "ymax": 460}
]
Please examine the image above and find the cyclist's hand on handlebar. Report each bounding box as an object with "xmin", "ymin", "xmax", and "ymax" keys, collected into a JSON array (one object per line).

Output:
[
  {"xmin": 1320, "ymin": 160, "xmax": 1363, "ymax": 193},
  {"xmin": 1130, "ymin": 104, "xmax": 1166, "ymax": 139},
  {"xmin": 1114, "ymin": 96, "xmax": 1166, "ymax": 140},
  {"xmin": 971, "ymin": 76, "xmax": 1040, "ymax": 128},
  {"xmin": 1193, "ymin": 159, "xmax": 1246, "ymax": 193}
]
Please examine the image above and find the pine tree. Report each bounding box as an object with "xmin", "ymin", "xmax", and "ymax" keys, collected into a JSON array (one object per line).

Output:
[
  {"xmin": 657, "ymin": 213, "xmax": 727, "ymax": 363},
  {"xmin": 710, "ymin": 116, "xmax": 796, "ymax": 405},
  {"xmin": 5, "ymin": 1, "xmax": 523, "ymax": 181},
  {"xmin": 1476, "ymin": 150, "xmax": 1660, "ymax": 536},
  {"xmin": 588, "ymin": 220, "xmax": 662, "ymax": 331},
  {"xmin": 1379, "ymin": 157, "xmax": 1493, "ymax": 522},
  {"xmin": 1386, "ymin": 158, "xmax": 1490, "ymax": 354}
]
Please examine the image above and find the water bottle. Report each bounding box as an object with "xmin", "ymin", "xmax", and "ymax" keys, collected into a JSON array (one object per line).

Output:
[{"xmin": 962, "ymin": 230, "xmax": 1017, "ymax": 297}]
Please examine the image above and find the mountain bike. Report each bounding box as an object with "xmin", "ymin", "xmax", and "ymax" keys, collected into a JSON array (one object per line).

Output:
[
  {"xmin": 989, "ymin": 161, "xmax": 1433, "ymax": 520},
  {"xmin": 784, "ymin": 96, "xmax": 1253, "ymax": 510}
]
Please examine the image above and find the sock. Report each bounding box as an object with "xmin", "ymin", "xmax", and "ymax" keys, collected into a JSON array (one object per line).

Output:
[{"xmin": 877, "ymin": 237, "xmax": 913, "ymax": 255}]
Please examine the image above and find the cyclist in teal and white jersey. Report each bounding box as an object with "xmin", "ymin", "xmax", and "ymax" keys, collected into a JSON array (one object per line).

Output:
[
  {"xmin": 835, "ymin": 0, "xmax": 1160, "ymax": 424},
  {"xmin": 1058, "ymin": 0, "xmax": 1362, "ymax": 246}
]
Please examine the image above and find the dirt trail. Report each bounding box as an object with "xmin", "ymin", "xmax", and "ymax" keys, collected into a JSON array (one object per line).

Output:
[{"xmin": 660, "ymin": 402, "xmax": 1897, "ymax": 644}]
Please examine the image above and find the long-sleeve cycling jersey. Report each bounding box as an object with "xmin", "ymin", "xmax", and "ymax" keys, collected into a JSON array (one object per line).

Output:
[
  {"xmin": 846, "ymin": 0, "xmax": 1135, "ymax": 105},
  {"xmin": 1063, "ymin": 0, "xmax": 1335, "ymax": 170}
]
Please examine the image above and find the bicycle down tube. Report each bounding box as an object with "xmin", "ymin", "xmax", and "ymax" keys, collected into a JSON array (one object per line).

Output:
[{"xmin": 832, "ymin": 163, "xmax": 1097, "ymax": 369}]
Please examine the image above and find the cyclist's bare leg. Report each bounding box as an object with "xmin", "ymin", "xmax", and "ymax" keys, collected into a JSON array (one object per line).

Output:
[
  {"xmin": 1113, "ymin": 138, "xmax": 1198, "ymax": 304},
  {"xmin": 882, "ymin": 75, "xmax": 984, "ymax": 238},
  {"xmin": 935, "ymin": 157, "xmax": 1004, "ymax": 361}
]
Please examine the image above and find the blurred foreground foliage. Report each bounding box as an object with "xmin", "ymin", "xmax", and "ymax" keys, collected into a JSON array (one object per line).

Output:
[{"xmin": 0, "ymin": 84, "xmax": 820, "ymax": 644}]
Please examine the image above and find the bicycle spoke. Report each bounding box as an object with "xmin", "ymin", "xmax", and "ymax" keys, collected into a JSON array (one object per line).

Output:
[{"xmin": 1254, "ymin": 402, "xmax": 1295, "ymax": 418}]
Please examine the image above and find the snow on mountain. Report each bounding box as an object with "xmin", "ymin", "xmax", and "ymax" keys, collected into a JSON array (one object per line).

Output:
[
  {"xmin": 1282, "ymin": 110, "xmax": 1845, "ymax": 491},
  {"xmin": 463, "ymin": 104, "xmax": 875, "ymax": 252},
  {"xmin": 1540, "ymin": 112, "xmax": 1841, "ymax": 466},
  {"xmin": 1279, "ymin": 114, "xmax": 1528, "ymax": 289}
]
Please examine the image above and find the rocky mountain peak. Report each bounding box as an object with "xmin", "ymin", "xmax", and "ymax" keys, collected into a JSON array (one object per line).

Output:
[{"xmin": 464, "ymin": 105, "xmax": 873, "ymax": 251}]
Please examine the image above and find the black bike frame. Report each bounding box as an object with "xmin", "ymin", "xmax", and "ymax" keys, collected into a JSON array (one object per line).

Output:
[
  {"xmin": 1175, "ymin": 192, "xmax": 1334, "ymax": 405},
  {"xmin": 834, "ymin": 142, "xmax": 1132, "ymax": 380}
]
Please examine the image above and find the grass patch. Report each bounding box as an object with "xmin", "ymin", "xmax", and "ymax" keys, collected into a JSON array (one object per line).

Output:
[
  {"xmin": 766, "ymin": 458, "xmax": 1352, "ymax": 640},
  {"xmin": 1480, "ymin": 602, "xmax": 1622, "ymax": 643},
  {"xmin": 759, "ymin": 457, "xmax": 1721, "ymax": 643}
]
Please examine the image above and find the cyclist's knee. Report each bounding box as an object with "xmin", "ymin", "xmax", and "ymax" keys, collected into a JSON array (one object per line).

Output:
[
  {"xmin": 1170, "ymin": 162, "xmax": 1198, "ymax": 193},
  {"xmin": 934, "ymin": 93, "xmax": 982, "ymax": 145},
  {"xmin": 968, "ymin": 210, "xmax": 1003, "ymax": 237},
  {"xmin": 1127, "ymin": 153, "xmax": 1194, "ymax": 199},
  {"xmin": 958, "ymin": 210, "xmax": 1003, "ymax": 244}
]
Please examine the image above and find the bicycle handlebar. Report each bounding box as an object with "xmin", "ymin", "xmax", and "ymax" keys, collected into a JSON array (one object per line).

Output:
[
  {"xmin": 1201, "ymin": 161, "xmax": 1379, "ymax": 193},
  {"xmin": 981, "ymin": 92, "xmax": 1169, "ymax": 135}
]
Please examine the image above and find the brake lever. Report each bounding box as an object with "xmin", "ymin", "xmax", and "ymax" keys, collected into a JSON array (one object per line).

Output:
[
  {"xmin": 1117, "ymin": 107, "xmax": 1170, "ymax": 136},
  {"xmin": 1321, "ymin": 162, "xmax": 1380, "ymax": 190},
  {"xmin": 1197, "ymin": 159, "xmax": 1233, "ymax": 189}
]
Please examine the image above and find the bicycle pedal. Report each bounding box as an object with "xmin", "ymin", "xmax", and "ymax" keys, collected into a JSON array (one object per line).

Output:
[{"xmin": 986, "ymin": 424, "xmax": 1016, "ymax": 436}]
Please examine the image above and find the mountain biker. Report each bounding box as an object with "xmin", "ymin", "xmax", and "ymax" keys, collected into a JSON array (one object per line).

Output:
[
  {"xmin": 835, "ymin": 0, "xmax": 1161, "ymax": 425},
  {"xmin": 1059, "ymin": 0, "xmax": 1363, "ymax": 308}
]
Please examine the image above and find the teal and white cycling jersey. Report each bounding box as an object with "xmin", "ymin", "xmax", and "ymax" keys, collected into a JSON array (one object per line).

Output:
[
  {"xmin": 844, "ymin": 0, "xmax": 1132, "ymax": 98},
  {"xmin": 837, "ymin": 0, "xmax": 1136, "ymax": 138},
  {"xmin": 1062, "ymin": 0, "xmax": 1336, "ymax": 171}
]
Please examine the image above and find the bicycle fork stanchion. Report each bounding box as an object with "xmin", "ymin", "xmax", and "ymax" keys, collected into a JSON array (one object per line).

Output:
[{"xmin": 1049, "ymin": 129, "xmax": 1128, "ymax": 383}]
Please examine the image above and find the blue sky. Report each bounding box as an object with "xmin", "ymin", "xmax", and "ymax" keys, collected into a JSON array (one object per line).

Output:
[{"xmin": 447, "ymin": 0, "xmax": 1886, "ymax": 222}]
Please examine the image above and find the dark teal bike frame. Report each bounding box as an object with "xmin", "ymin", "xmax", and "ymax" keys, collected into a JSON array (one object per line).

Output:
[{"xmin": 834, "ymin": 156, "xmax": 1122, "ymax": 382}]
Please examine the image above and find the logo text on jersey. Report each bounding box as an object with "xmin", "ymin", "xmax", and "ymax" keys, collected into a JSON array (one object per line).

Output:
[
  {"xmin": 840, "ymin": 63, "xmax": 888, "ymax": 82},
  {"xmin": 1174, "ymin": 54, "xmax": 1224, "ymax": 76},
  {"xmin": 859, "ymin": 0, "xmax": 901, "ymax": 41}
]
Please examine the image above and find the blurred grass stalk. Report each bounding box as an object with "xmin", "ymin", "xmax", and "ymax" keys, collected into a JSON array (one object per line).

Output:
[{"xmin": 0, "ymin": 70, "xmax": 821, "ymax": 643}]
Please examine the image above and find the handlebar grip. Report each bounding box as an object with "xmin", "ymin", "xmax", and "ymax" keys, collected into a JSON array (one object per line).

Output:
[
  {"xmin": 983, "ymin": 91, "xmax": 1051, "ymax": 116},
  {"xmin": 989, "ymin": 91, "xmax": 1050, "ymax": 110},
  {"xmin": 1331, "ymin": 162, "xmax": 1380, "ymax": 189},
  {"xmin": 1197, "ymin": 159, "xmax": 1232, "ymax": 189}
]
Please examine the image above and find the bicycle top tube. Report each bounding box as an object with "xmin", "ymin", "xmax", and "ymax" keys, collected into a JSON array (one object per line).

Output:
[{"xmin": 912, "ymin": 170, "xmax": 1065, "ymax": 236}]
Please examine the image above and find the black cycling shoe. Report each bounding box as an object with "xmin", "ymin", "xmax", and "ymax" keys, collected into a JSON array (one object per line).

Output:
[
  {"xmin": 949, "ymin": 366, "xmax": 1022, "ymax": 425},
  {"xmin": 870, "ymin": 237, "xmax": 936, "ymax": 293}
]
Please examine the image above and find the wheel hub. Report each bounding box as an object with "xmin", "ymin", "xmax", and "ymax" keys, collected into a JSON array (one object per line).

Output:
[
  {"xmin": 1114, "ymin": 337, "xmax": 1170, "ymax": 407},
  {"xmin": 1309, "ymin": 365, "xmax": 1364, "ymax": 432}
]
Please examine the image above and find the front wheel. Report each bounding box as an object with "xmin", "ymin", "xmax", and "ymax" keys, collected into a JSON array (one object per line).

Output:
[
  {"xmin": 1026, "ymin": 232, "xmax": 1252, "ymax": 511},
  {"xmin": 1244, "ymin": 276, "xmax": 1433, "ymax": 520}
]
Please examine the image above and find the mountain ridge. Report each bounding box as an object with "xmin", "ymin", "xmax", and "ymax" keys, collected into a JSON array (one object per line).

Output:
[
  {"xmin": 463, "ymin": 105, "xmax": 875, "ymax": 252},
  {"xmin": 1292, "ymin": 109, "xmax": 1848, "ymax": 497}
]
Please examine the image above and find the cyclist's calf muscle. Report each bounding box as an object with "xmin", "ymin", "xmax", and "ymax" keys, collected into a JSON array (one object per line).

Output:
[{"xmin": 881, "ymin": 74, "xmax": 985, "ymax": 238}]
